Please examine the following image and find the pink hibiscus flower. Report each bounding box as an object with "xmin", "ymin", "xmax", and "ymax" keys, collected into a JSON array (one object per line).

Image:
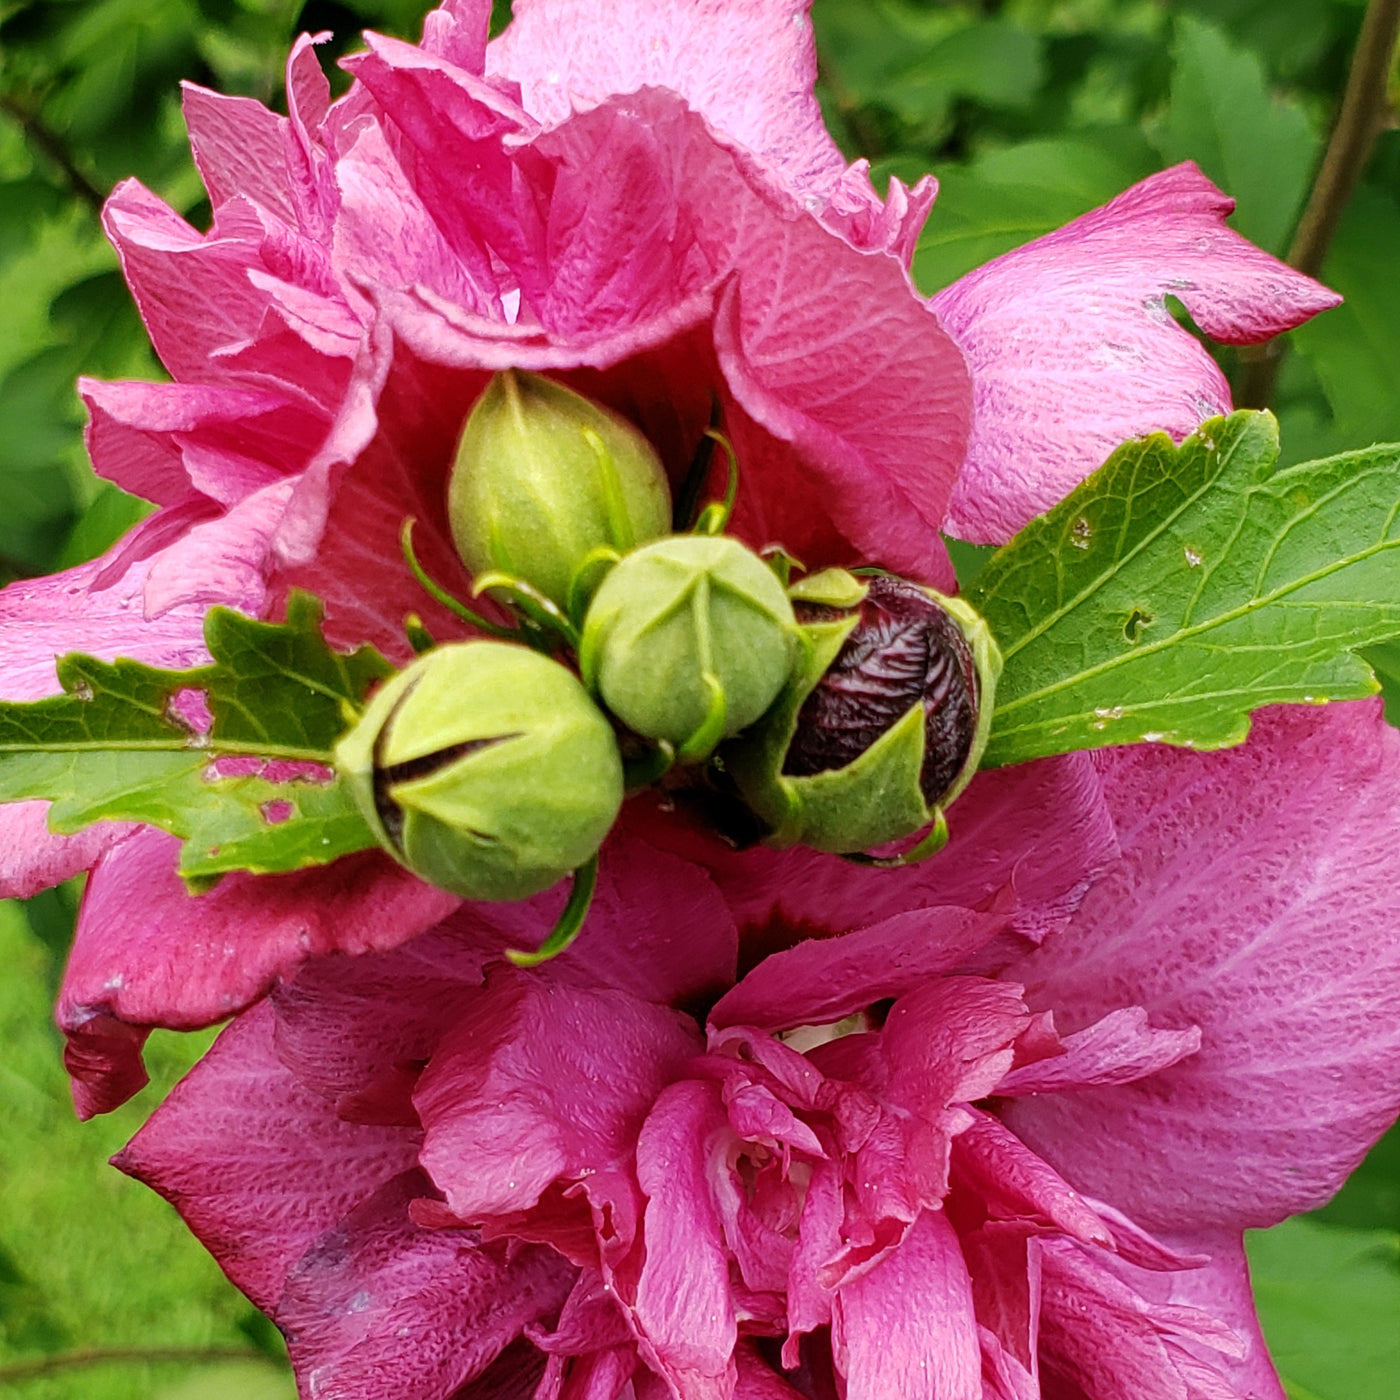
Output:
[
  {"xmin": 0, "ymin": 0, "xmax": 1334, "ymax": 1114},
  {"xmin": 116, "ymin": 701, "xmax": 1400, "ymax": 1399}
]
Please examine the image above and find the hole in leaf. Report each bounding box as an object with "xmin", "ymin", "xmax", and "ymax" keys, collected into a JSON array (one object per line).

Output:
[{"xmin": 1124, "ymin": 608, "xmax": 1155, "ymax": 643}]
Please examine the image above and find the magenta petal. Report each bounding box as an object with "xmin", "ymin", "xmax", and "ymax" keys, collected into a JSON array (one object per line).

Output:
[
  {"xmin": 0, "ymin": 802, "xmax": 131, "ymax": 901},
  {"xmin": 733, "ymin": 1343, "xmax": 807, "ymax": 1399},
  {"xmin": 1002, "ymin": 702, "xmax": 1400, "ymax": 1230},
  {"xmin": 181, "ymin": 81, "xmax": 297, "ymax": 222},
  {"xmin": 712, "ymin": 904, "xmax": 1010, "ymax": 1033},
  {"xmin": 834, "ymin": 1209, "xmax": 980, "ymax": 1400},
  {"xmin": 994, "ymin": 1007, "xmax": 1201, "ymax": 1095},
  {"xmin": 415, "ymin": 970, "xmax": 701, "ymax": 1219},
  {"xmin": 489, "ymin": 0, "xmax": 854, "ymax": 210},
  {"xmin": 936, "ymin": 163, "xmax": 1341, "ymax": 542},
  {"xmin": 59, "ymin": 829, "xmax": 457, "ymax": 1112},
  {"xmin": 633, "ymin": 1080, "xmax": 738, "ymax": 1400},
  {"xmin": 113, "ymin": 1003, "xmax": 421, "ymax": 1309},
  {"xmin": 277, "ymin": 1171, "xmax": 574, "ymax": 1400}
]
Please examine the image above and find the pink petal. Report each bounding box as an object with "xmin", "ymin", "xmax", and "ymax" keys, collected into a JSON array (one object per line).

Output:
[
  {"xmin": 711, "ymin": 904, "xmax": 1012, "ymax": 1033},
  {"xmin": 0, "ymin": 552, "xmax": 210, "ymax": 703},
  {"xmin": 833, "ymin": 1208, "xmax": 980, "ymax": 1400},
  {"xmin": 113, "ymin": 1002, "xmax": 421, "ymax": 1309},
  {"xmin": 734, "ymin": 1343, "xmax": 808, "ymax": 1398},
  {"xmin": 488, "ymin": 0, "xmax": 855, "ymax": 213},
  {"xmin": 655, "ymin": 751, "xmax": 1115, "ymax": 953},
  {"xmin": 0, "ymin": 802, "xmax": 131, "ymax": 901},
  {"xmin": 415, "ymin": 969, "xmax": 701, "ymax": 1219},
  {"xmin": 994, "ymin": 1007, "xmax": 1201, "ymax": 1095},
  {"xmin": 935, "ymin": 163, "xmax": 1341, "ymax": 542},
  {"xmin": 181, "ymin": 82, "xmax": 297, "ymax": 222},
  {"xmin": 276, "ymin": 1170, "xmax": 574, "ymax": 1400},
  {"xmin": 59, "ymin": 828, "xmax": 458, "ymax": 1113},
  {"xmin": 633, "ymin": 1080, "xmax": 738, "ymax": 1400},
  {"xmin": 1001, "ymin": 702, "xmax": 1400, "ymax": 1230}
]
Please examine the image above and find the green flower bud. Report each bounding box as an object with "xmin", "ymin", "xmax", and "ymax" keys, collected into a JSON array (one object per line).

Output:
[
  {"xmin": 335, "ymin": 641, "xmax": 623, "ymax": 901},
  {"xmin": 579, "ymin": 535, "xmax": 798, "ymax": 760},
  {"xmin": 447, "ymin": 370, "xmax": 673, "ymax": 609},
  {"xmin": 724, "ymin": 573, "xmax": 1001, "ymax": 857}
]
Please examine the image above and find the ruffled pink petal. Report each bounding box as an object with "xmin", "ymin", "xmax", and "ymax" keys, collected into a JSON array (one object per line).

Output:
[
  {"xmin": 59, "ymin": 828, "xmax": 458, "ymax": 1114},
  {"xmin": 833, "ymin": 1209, "xmax": 980, "ymax": 1400},
  {"xmin": 734, "ymin": 1343, "xmax": 807, "ymax": 1398},
  {"xmin": 935, "ymin": 163, "xmax": 1341, "ymax": 543},
  {"xmin": 653, "ymin": 751, "xmax": 1114, "ymax": 966},
  {"xmin": 0, "ymin": 803, "xmax": 131, "ymax": 901},
  {"xmin": 415, "ymin": 969, "xmax": 701, "ymax": 1219},
  {"xmin": 113, "ymin": 1003, "xmax": 421, "ymax": 1308},
  {"xmin": 1001, "ymin": 702, "xmax": 1400, "ymax": 1230},
  {"xmin": 711, "ymin": 904, "xmax": 1012, "ymax": 1033},
  {"xmin": 994, "ymin": 1007, "xmax": 1201, "ymax": 1096},
  {"xmin": 488, "ymin": 0, "xmax": 854, "ymax": 211},
  {"xmin": 276, "ymin": 1171, "xmax": 574, "ymax": 1400},
  {"xmin": 633, "ymin": 1080, "xmax": 738, "ymax": 1400},
  {"xmin": 181, "ymin": 82, "xmax": 298, "ymax": 222},
  {"xmin": 81, "ymin": 377, "xmax": 322, "ymax": 507}
]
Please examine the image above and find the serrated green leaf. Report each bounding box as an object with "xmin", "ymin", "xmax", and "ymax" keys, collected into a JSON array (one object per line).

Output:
[
  {"xmin": 0, "ymin": 592, "xmax": 392, "ymax": 881},
  {"xmin": 970, "ymin": 411, "xmax": 1400, "ymax": 765}
]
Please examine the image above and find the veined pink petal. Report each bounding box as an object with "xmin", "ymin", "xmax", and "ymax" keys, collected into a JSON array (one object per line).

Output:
[
  {"xmin": 633, "ymin": 1079, "xmax": 738, "ymax": 1400},
  {"xmin": 488, "ymin": 0, "xmax": 855, "ymax": 212},
  {"xmin": 1001, "ymin": 702, "xmax": 1400, "ymax": 1230},
  {"xmin": 276, "ymin": 1171, "xmax": 575, "ymax": 1400},
  {"xmin": 0, "ymin": 804, "xmax": 132, "ymax": 901},
  {"xmin": 415, "ymin": 969, "xmax": 700, "ymax": 1219},
  {"xmin": 113, "ymin": 1003, "xmax": 421, "ymax": 1309},
  {"xmin": 994, "ymin": 1007, "xmax": 1202, "ymax": 1095},
  {"xmin": 711, "ymin": 904, "xmax": 1012, "ymax": 1033},
  {"xmin": 59, "ymin": 828, "xmax": 458, "ymax": 1114},
  {"xmin": 936, "ymin": 163, "xmax": 1341, "ymax": 542},
  {"xmin": 834, "ymin": 1209, "xmax": 980, "ymax": 1400},
  {"xmin": 181, "ymin": 82, "xmax": 298, "ymax": 222}
]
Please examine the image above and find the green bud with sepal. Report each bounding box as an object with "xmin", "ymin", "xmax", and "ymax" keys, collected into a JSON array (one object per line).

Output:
[
  {"xmin": 335, "ymin": 641, "xmax": 623, "ymax": 901},
  {"xmin": 447, "ymin": 370, "xmax": 673, "ymax": 612},
  {"xmin": 579, "ymin": 535, "xmax": 799, "ymax": 762},
  {"xmin": 724, "ymin": 571, "xmax": 1000, "ymax": 858}
]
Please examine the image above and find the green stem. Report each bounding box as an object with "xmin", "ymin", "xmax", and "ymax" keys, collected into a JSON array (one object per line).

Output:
[
  {"xmin": 0, "ymin": 1347, "xmax": 269, "ymax": 1383},
  {"xmin": 1237, "ymin": 0, "xmax": 1400, "ymax": 408}
]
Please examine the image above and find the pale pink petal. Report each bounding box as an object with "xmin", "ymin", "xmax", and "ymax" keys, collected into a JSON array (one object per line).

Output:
[
  {"xmin": 633, "ymin": 1080, "xmax": 738, "ymax": 1400},
  {"xmin": 0, "ymin": 803, "xmax": 132, "ymax": 900},
  {"xmin": 0, "ymin": 552, "xmax": 210, "ymax": 703},
  {"xmin": 711, "ymin": 904, "xmax": 1011, "ymax": 1033},
  {"xmin": 488, "ymin": 0, "xmax": 855, "ymax": 212},
  {"xmin": 276, "ymin": 1171, "xmax": 574, "ymax": 1400},
  {"xmin": 995, "ymin": 1008, "xmax": 1201, "ymax": 1096},
  {"xmin": 181, "ymin": 82, "xmax": 297, "ymax": 222},
  {"xmin": 113, "ymin": 1002, "xmax": 421, "ymax": 1308},
  {"xmin": 834, "ymin": 1209, "xmax": 980, "ymax": 1400},
  {"xmin": 415, "ymin": 969, "xmax": 701, "ymax": 1219},
  {"xmin": 142, "ymin": 477, "xmax": 294, "ymax": 617},
  {"xmin": 936, "ymin": 163, "xmax": 1341, "ymax": 542},
  {"xmin": 59, "ymin": 828, "xmax": 458, "ymax": 1113},
  {"xmin": 1001, "ymin": 702, "xmax": 1400, "ymax": 1230},
  {"xmin": 420, "ymin": 0, "xmax": 493, "ymax": 74}
]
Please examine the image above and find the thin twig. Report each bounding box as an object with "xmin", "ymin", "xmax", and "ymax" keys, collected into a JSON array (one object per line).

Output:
[
  {"xmin": 1237, "ymin": 0, "xmax": 1400, "ymax": 408},
  {"xmin": 0, "ymin": 1346, "xmax": 269, "ymax": 1384},
  {"xmin": 0, "ymin": 92, "xmax": 108, "ymax": 216}
]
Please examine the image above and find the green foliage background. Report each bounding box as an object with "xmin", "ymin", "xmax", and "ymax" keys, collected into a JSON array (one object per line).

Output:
[{"xmin": 0, "ymin": 0, "xmax": 1396, "ymax": 1394}]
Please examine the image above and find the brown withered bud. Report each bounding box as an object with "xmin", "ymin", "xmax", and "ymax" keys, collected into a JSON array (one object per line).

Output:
[{"xmin": 782, "ymin": 575, "xmax": 980, "ymax": 807}]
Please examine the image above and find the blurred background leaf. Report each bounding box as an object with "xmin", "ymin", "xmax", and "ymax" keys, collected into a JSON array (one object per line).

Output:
[{"xmin": 2, "ymin": 0, "xmax": 1399, "ymax": 1394}]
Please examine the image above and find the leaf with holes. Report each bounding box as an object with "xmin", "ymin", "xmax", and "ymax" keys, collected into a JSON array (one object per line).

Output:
[
  {"xmin": 969, "ymin": 411, "xmax": 1400, "ymax": 766},
  {"xmin": 0, "ymin": 592, "xmax": 393, "ymax": 885}
]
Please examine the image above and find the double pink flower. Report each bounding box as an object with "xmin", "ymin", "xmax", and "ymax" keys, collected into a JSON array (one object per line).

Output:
[{"xmin": 0, "ymin": 2, "xmax": 1393, "ymax": 1397}]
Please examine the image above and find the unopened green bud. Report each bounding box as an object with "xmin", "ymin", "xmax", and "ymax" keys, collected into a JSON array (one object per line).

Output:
[
  {"xmin": 447, "ymin": 370, "xmax": 672, "ymax": 609},
  {"xmin": 335, "ymin": 642, "xmax": 623, "ymax": 901},
  {"xmin": 725, "ymin": 574, "xmax": 1000, "ymax": 856},
  {"xmin": 579, "ymin": 535, "xmax": 797, "ymax": 760}
]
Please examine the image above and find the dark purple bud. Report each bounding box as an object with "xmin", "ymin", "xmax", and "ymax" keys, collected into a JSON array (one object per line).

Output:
[{"xmin": 782, "ymin": 576, "xmax": 980, "ymax": 806}]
